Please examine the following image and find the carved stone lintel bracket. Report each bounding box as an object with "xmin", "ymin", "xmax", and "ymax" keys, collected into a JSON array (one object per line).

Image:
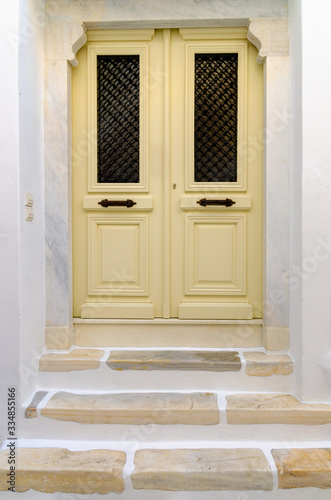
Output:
[
  {"xmin": 247, "ymin": 17, "xmax": 289, "ymax": 64},
  {"xmin": 45, "ymin": 22, "xmax": 87, "ymax": 66}
]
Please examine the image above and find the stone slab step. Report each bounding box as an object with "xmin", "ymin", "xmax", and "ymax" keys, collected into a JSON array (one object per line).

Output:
[
  {"xmin": 132, "ymin": 448, "xmax": 273, "ymax": 491},
  {"xmin": 107, "ymin": 350, "xmax": 242, "ymax": 371},
  {"xmin": 0, "ymin": 447, "xmax": 125, "ymax": 494},
  {"xmin": 36, "ymin": 352, "xmax": 295, "ymax": 395},
  {"xmin": 227, "ymin": 394, "xmax": 331, "ymax": 425},
  {"xmin": 38, "ymin": 348, "xmax": 293, "ymax": 378},
  {"xmin": 40, "ymin": 391, "xmax": 220, "ymax": 425},
  {"xmin": 244, "ymin": 352, "xmax": 293, "ymax": 376},
  {"xmin": 272, "ymin": 448, "xmax": 331, "ymax": 489},
  {"xmin": 39, "ymin": 349, "xmax": 104, "ymax": 371},
  {"xmin": 1, "ymin": 445, "xmax": 331, "ymax": 495}
]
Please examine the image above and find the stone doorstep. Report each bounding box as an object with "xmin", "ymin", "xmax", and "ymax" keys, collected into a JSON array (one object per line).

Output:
[
  {"xmin": 272, "ymin": 448, "xmax": 331, "ymax": 489},
  {"xmin": 39, "ymin": 349, "xmax": 105, "ymax": 372},
  {"xmin": 39, "ymin": 348, "xmax": 293, "ymax": 376},
  {"xmin": 226, "ymin": 394, "xmax": 331, "ymax": 425},
  {"xmin": 107, "ymin": 350, "xmax": 242, "ymax": 371},
  {"xmin": 243, "ymin": 352, "xmax": 293, "ymax": 377},
  {"xmin": 132, "ymin": 448, "xmax": 273, "ymax": 491},
  {"xmin": 40, "ymin": 391, "xmax": 220, "ymax": 425},
  {"xmin": 0, "ymin": 448, "xmax": 125, "ymax": 494}
]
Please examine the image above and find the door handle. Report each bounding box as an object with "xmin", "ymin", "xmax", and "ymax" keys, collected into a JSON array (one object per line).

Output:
[
  {"xmin": 196, "ymin": 198, "xmax": 236, "ymax": 207},
  {"xmin": 98, "ymin": 199, "xmax": 137, "ymax": 208}
]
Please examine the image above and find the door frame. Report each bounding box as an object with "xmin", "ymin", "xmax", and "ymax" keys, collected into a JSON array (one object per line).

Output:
[{"xmin": 44, "ymin": 8, "xmax": 290, "ymax": 351}]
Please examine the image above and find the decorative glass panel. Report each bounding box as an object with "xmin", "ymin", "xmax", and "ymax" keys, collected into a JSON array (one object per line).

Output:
[
  {"xmin": 194, "ymin": 53, "xmax": 238, "ymax": 183},
  {"xmin": 97, "ymin": 55, "xmax": 140, "ymax": 183}
]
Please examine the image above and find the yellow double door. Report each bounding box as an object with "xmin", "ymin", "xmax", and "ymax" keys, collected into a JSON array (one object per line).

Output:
[{"xmin": 72, "ymin": 28, "xmax": 263, "ymax": 320}]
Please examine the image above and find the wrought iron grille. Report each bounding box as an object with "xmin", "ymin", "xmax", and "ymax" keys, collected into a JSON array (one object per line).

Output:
[
  {"xmin": 97, "ymin": 54, "xmax": 140, "ymax": 184},
  {"xmin": 194, "ymin": 53, "xmax": 238, "ymax": 183}
]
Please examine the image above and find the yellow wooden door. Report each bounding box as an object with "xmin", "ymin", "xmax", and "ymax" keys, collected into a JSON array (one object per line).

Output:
[
  {"xmin": 72, "ymin": 29, "xmax": 164, "ymax": 319},
  {"xmin": 72, "ymin": 28, "xmax": 263, "ymax": 320},
  {"xmin": 170, "ymin": 29, "xmax": 263, "ymax": 319}
]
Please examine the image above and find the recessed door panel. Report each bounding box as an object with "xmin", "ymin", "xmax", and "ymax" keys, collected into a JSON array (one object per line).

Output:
[
  {"xmin": 88, "ymin": 214, "xmax": 148, "ymax": 296},
  {"xmin": 185, "ymin": 214, "xmax": 246, "ymax": 295}
]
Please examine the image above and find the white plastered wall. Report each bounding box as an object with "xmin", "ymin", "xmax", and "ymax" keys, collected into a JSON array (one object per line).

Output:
[
  {"xmin": 0, "ymin": 0, "xmax": 21, "ymax": 444},
  {"xmin": 0, "ymin": 0, "xmax": 45, "ymax": 446},
  {"xmin": 18, "ymin": 0, "xmax": 46, "ymax": 403},
  {"xmin": 289, "ymin": 0, "xmax": 331, "ymax": 402}
]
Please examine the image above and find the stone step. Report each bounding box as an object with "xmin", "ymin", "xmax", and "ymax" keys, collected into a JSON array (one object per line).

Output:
[
  {"xmin": 37, "ymin": 348, "xmax": 294, "ymax": 394},
  {"xmin": 37, "ymin": 347, "xmax": 295, "ymax": 393},
  {"xmin": 39, "ymin": 391, "xmax": 220, "ymax": 425},
  {"xmin": 25, "ymin": 391, "xmax": 331, "ymax": 434},
  {"xmin": 132, "ymin": 448, "xmax": 273, "ymax": 491},
  {"xmin": 1, "ymin": 445, "xmax": 331, "ymax": 496},
  {"xmin": 243, "ymin": 351, "xmax": 293, "ymax": 376},
  {"xmin": 227, "ymin": 393, "xmax": 331, "ymax": 425},
  {"xmin": 39, "ymin": 349, "xmax": 104, "ymax": 372},
  {"xmin": 107, "ymin": 350, "xmax": 242, "ymax": 371},
  {"xmin": 39, "ymin": 348, "xmax": 293, "ymax": 376},
  {"xmin": 0, "ymin": 447, "xmax": 126, "ymax": 494},
  {"xmin": 272, "ymin": 448, "xmax": 331, "ymax": 489}
]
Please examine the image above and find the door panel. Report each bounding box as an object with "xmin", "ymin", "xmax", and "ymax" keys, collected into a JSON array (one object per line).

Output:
[
  {"xmin": 73, "ymin": 29, "xmax": 163, "ymax": 319},
  {"xmin": 72, "ymin": 28, "xmax": 263, "ymax": 320},
  {"xmin": 87, "ymin": 36, "xmax": 152, "ymax": 192},
  {"xmin": 184, "ymin": 37, "xmax": 248, "ymax": 191},
  {"xmin": 185, "ymin": 214, "xmax": 246, "ymax": 295},
  {"xmin": 87, "ymin": 214, "xmax": 149, "ymax": 296},
  {"xmin": 170, "ymin": 28, "xmax": 263, "ymax": 319}
]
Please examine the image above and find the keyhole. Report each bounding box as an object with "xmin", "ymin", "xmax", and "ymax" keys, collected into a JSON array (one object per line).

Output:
[{"xmin": 173, "ymin": 183, "xmax": 177, "ymax": 189}]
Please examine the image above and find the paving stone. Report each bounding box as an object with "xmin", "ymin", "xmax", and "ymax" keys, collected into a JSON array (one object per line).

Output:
[
  {"xmin": 227, "ymin": 394, "xmax": 331, "ymax": 425},
  {"xmin": 132, "ymin": 448, "xmax": 273, "ymax": 491},
  {"xmin": 0, "ymin": 448, "xmax": 125, "ymax": 494},
  {"xmin": 39, "ymin": 349, "xmax": 104, "ymax": 371},
  {"xmin": 41, "ymin": 391, "xmax": 220, "ymax": 425},
  {"xmin": 272, "ymin": 448, "xmax": 331, "ymax": 489},
  {"xmin": 244, "ymin": 351, "xmax": 293, "ymax": 376},
  {"xmin": 107, "ymin": 350, "xmax": 241, "ymax": 371}
]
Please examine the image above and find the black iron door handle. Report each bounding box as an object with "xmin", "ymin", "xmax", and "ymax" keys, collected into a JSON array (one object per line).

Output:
[
  {"xmin": 98, "ymin": 199, "xmax": 137, "ymax": 208},
  {"xmin": 196, "ymin": 198, "xmax": 236, "ymax": 207}
]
